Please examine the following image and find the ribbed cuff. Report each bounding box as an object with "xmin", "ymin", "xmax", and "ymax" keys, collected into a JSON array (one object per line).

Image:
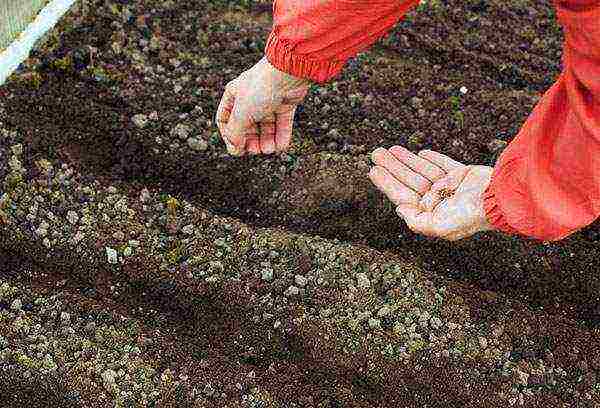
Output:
[
  {"xmin": 264, "ymin": 30, "xmax": 346, "ymax": 84},
  {"xmin": 482, "ymin": 178, "xmax": 521, "ymax": 237}
]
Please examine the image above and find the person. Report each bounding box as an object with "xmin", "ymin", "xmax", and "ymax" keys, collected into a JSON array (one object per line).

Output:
[{"xmin": 215, "ymin": 0, "xmax": 600, "ymax": 242}]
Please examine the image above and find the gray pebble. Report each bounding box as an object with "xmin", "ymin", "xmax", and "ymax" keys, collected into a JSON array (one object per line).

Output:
[
  {"xmin": 10, "ymin": 299, "xmax": 22, "ymax": 311},
  {"xmin": 187, "ymin": 137, "xmax": 208, "ymax": 151},
  {"xmin": 368, "ymin": 318, "xmax": 381, "ymax": 329},
  {"xmin": 261, "ymin": 268, "xmax": 273, "ymax": 282}
]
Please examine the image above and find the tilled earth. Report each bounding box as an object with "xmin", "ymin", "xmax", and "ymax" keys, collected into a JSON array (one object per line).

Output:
[{"xmin": 1, "ymin": 0, "xmax": 600, "ymax": 407}]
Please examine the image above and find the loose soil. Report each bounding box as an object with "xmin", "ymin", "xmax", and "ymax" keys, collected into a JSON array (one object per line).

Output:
[{"xmin": 1, "ymin": 0, "xmax": 599, "ymax": 406}]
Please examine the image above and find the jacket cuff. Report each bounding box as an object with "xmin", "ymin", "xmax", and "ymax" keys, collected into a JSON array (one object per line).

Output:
[
  {"xmin": 482, "ymin": 177, "xmax": 522, "ymax": 237},
  {"xmin": 264, "ymin": 30, "xmax": 346, "ymax": 84}
]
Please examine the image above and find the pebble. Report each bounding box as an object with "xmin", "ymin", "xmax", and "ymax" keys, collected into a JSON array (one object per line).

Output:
[
  {"xmin": 182, "ymin": 225, "xmax": 195, "ymax": 235},
  {"xmin": 102, "ymin": 369, "xmax": 118, "ymax": 388},
  {"xmin": 10, "ymin": 299, "xmax": 22, "ymax": 311},
  {"xmin": 60, "ymin": 312, "xmax": 70, "ymax": 324},
  {"xmin": 187, "ymin": 137, "xmax": 208, "ymax": 152},
  {"xmin": 84, "ymin": 322, "xmax": 96, "ymax": 334},
  {"xmin": 478, "ymin": 336, "xmax": 488, "ymax": 349},
  {"xmin": 294, "ymin": 275, "xmax": 307, "ymax": 288},
  {"xmin": 377, "ymin": 306, "xmax": 391, "ymax": 317},
  {"xmin": 65, "ymin": 210, "xmax": 79, "ymax": 225},
  {"xmin": 430, "ymin": 316, "xmax": 443, "ymax": 330},
  {"xmin": 261, "ymin": 268, "xmax": 273, "ymax": 282},
  {"xmin": 368, "ymin": 318, "xmax": 381, "ymax": 329},
  {"xmin": 113, "ymin": 231, "xmax": 125, "ymax": 241},
  {"xmin": 171, "ymin": 124, "xmax": 192, "ymax": 140},
  {"xmin": 285, "ymin": 286, "xmax": 300, "ymax": 297},
  {"xmin": 356, "ymin": 273, "xmax": 370, "ymax": 290},
  {"xmin": 106, "ymin": 247, "xmax": 118, "ymax": 264}
]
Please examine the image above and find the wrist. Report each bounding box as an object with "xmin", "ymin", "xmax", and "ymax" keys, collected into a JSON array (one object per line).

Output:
[
  {"xmin": 477, "ymin": 174, "xmax": 496, "ymax": 233},
  {"xmin": 261, "ymin": 56, "xmax": 312, "ymax": 88}
]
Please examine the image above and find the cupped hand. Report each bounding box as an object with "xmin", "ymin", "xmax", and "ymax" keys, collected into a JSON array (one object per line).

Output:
[
  {"xmin": 215, "ymin": 56, "xmax": 312, "ymax": 156},
  {"xmin": 368, "ymin": 145, "xmax": 495, "ymax": 241}
]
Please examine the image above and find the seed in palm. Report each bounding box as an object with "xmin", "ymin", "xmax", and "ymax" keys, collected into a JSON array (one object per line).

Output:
[{"xmin": 438, "ymin": 188, "xmax": 455, "ymax": 200}]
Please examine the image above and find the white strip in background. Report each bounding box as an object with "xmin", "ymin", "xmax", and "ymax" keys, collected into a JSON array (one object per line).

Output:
[{"xmin": 0, "ymin": 0, "xmax": 77, "ymax": 86}]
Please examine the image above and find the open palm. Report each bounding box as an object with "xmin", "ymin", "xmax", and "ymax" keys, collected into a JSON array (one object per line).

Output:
[{"xmin": 368, "ymin": 145, "xmax": 494, "ymax": 241}]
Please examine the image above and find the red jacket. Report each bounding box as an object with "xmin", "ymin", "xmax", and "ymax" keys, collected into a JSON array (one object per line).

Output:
[{"xmin": 264, "ymin": 0, "xmax": 600, "ymax": 241}]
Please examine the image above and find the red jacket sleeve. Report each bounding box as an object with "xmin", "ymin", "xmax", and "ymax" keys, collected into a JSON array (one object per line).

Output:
[
  {"xmin": 264, "ymin": 0, "xmax": 420, "ymax": 84},
  {"xmin": 483, "ymin": 0, "xmax": 600, "ymax": 241}
]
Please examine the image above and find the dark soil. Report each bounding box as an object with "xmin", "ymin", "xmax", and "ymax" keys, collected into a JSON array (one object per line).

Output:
[{"xmin": 2, "ymin": 0, "xmax": 600, "ymax": 406}]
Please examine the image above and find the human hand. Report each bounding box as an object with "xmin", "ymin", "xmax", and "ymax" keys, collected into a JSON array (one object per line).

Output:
[
  {"xmin": 368, "ymin": 145, "xmax": 495, "ymax": 241},
  {"xmin": 215, "ymin": 56, "xmax": 312, "ymax": 156}
]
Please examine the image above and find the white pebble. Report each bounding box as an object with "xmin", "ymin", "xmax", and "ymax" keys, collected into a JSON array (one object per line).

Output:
[
  {"xmin": 66, "ymin": 211, "xmax": 79, "ymax": 225},
  {"xmin": 356, "ymin": 273, "xmax": 370, "ymax": 290},
  {"xmin": 106, "ymin": 247, "xmax": 118, "ymax": 264},
  {"xmin": 285, "ymin": 286, "xmax": 299, "ymax": 297},
  {"xmin": 132, "ymin": 114, "xmax": 149, "ymax": 129},
  {"xmin": 460, "ymin": 86, "xmax": 468, "ymax": 94},
  {"xmin": 430, "ymin": 316, "xmax": 443, "ymax": 330},
  {"xmin": 294, "ymin": 275, "xmax": 307, "ymax": 287},
  {"xmin": 10, "ymin": 299, "xmax": 22, "ymax": 311}
]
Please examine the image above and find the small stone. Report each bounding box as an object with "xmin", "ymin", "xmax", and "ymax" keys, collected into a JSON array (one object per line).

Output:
[
  {"xmin": 377, "ymin": 306, "xmax": 391, "ymax": 317},
  {"xmin": 171, "ymin": 124, "xmax": 192, "ymax": 140},
  {"xmin": 430, "ymin": 317, "xmax": 443, "ymax": 330},
  {"xmin": 459, "ymin": 86, "xmax": 468, "ymax": 94},
  {"xmin": 513, "ymin": 368, "xmax": 529, "ymax": 386},
  {"xmin": 102, "ymin": 369, "xmax": 118, "ymax": 388},
  {"xmin": 132, "ymin": 114, "xmax": 148, "ymax": 129},
  {"xmin": 106, "ymin": 247, "xmax": 118, "ymax": 264},
  {"xmin": 478, "ymin": 336, "xmax": 488, "ymax": 349},
  {"xmin": 10, "ymin": 299, "xmax": 22, "ymax": 311},
  {"xmin": 294, "ymin": 275, "xmax": 307, "ymax": 287},
  {"xmin": 285, "ymin": 286, "xmax": 300, "ymax": 297},
  {"xmin": 84, "ymin": 322, "xmax": 96, "ymax": 334},
  {"xmin": 123, "ymin": 247, "xmax": 133, "ymax": 257},
  {"xmin": 356, "ymin": 273, "xmax": 370, "ymax": 290},
  {"xmin": 60, "ymin": 312, "xmax": 70, "ymax": 323},
  {"xmin": 113, "ymin": 231, "xmax": 125, "ymax": 241},
  {"xmin": 187, "ymin": 137, "xmax": 208, "ymax": 152},
  {"xmin": 368, "ymin": 318, "xmax": 381, "ymax": 329},
  {"xmin": 261, "ymin": 269, "xmax": 273, "ymax": 282},
  {"xmin": 182, "ymin": 225, "xmax": 195, "ymax": 235},
  {"xmin": 11, "ymin": 144, "xmax": 23, "ymax": 156}
]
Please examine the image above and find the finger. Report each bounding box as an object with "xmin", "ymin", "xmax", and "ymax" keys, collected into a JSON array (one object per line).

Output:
[
  {"xmin": 417, "ymin": 149, "xmax": 465, "ymax": 173},
  {"xmin": 274, "ymin": 106, "xmax": 296, "ymax": 152},
  {"xmin": 388, "ymin": 145, "xmax": 446, "ymax": 183},
  {"xmin": 370, "ymin": 148, "xmax": 432, "ymax": 195},
  {"xmin": 259, "ymin": 113, "xmax": 277, "ymax": 154},
  {"xmin": 368, "ymin": 166, "xmax": 421, "ymax": 207},
  {"xmin": 216, "ymin": 87, "xmax": 235, "ymax": 135},
  {"xmin": 246, "ymin": 135, "xmax": 261, "ymax": 155}
]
